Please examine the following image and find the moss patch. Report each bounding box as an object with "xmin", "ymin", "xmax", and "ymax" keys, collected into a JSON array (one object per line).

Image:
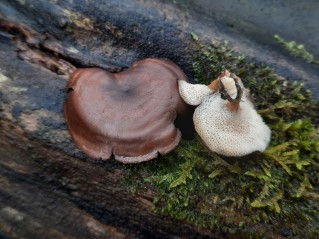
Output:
[
  {"xmin": 274, "ymin": 34, "xmax": 319, "ymax": 64},
  {"xmin": 123, "ymin": 36, "xmax": 319, "ymax": 238}
]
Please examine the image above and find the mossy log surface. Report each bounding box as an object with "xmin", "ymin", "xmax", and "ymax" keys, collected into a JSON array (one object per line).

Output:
[
  {"xmin": 0, "ymin": 0, "xmax": 318, "ymax": 238},
  {"xmin": 0, "ymin": 37, "xmax": 211, "ymax": 238}
]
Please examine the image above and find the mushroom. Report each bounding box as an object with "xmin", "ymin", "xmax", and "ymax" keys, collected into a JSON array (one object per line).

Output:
[
  {"xmin": 64, "ymin": 59, "xmax": 189, "ymax": 163},
  {"xmin": 178, "ymin": 70, "xmax": 271, "ymax": 157}
]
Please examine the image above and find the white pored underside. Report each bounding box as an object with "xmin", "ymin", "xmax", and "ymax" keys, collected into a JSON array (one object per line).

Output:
[
  {"xmin": 178, "ymin": 79, "xmax": 271, "ymax": 157},
  {"xmin": 194, "ymin": 94, "xmax": 271, "ymax": 156},
  {"xmin": 178, "ymin": 80, "xmax": 212, "ymax": 106}
]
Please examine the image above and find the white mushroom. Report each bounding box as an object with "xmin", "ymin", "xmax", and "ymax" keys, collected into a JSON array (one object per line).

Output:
[
  {"xmin": 178, "ymin": 80, "xmax": 212, "ymax": 106},
  {"xmin": 178, "ymin": 70, "xmax": 271, "ymax": 157}
]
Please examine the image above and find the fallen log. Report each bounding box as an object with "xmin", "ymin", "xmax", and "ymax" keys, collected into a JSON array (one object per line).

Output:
[{"xmin": 0, "ymin": 0, "xmax": 318, "ymax": 238}]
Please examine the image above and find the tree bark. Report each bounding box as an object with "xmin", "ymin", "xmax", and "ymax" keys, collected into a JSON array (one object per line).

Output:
[{"xmin": 0, "ymin": 0, "xmax": 318, "ymax": 238}]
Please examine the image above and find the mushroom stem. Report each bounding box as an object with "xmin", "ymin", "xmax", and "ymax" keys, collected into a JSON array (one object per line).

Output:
[
  {"xmin": 207, "ymin": 70, "xmax": 231, "ymax": 91},
  {"xmin": 207, "ymin": 77, "xmax": 220, "ymax": 92},
  {"xmin": 209, "ymin": 70, "xmax": 244, "ymax": 112},
  {"xmin": 220, "ymin": 77, "xmax": 243, "ymax": 112}
]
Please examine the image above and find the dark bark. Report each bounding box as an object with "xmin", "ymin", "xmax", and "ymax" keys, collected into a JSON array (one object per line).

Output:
[
  {"xmin": 0, "ymin": 36, "xmax": 213, "ymax": 238},
  {"xmin": 0, "ymin": 0, "xmax": 318, "ymax": 238}
]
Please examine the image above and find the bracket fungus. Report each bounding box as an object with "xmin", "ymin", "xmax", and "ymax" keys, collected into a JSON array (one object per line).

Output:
[
  {"xmin": 178, "ymin": 70, "xmax": 271, "ymax": 157},
  {"xmin": 64, "ymin": 59, "xmax": 189, "ymax": 163}
]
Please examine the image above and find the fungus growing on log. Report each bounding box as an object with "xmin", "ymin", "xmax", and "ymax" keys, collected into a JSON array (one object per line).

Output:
[
  {"xmin": 178, "ymin": 70, "xmax": 271, "ymax": 157},
  {"xmin": 64, "ymin": 59, "xmax": 189, "ymax": 163}
]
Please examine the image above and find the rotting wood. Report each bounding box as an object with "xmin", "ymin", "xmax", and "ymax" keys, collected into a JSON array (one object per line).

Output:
[
  {"xmin": 0, "ymin": 20, "xmax": 213, "ymax": 239},
  {"xmin": 0, "ymin": 0, "xmax": 318, "ymax": 238},
  {"xmin": 1, "ymin": 120, "xmax": 215, "ymax": 239}
]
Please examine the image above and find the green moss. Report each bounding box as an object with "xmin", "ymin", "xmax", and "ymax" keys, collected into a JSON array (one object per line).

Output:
[
  {"xmin": 123, "ymin": 35, "xmax": 319, "ymax": 238},
  {"xmin": 274, "ymin": 34, "xmax": 318, "ymax": 64}
]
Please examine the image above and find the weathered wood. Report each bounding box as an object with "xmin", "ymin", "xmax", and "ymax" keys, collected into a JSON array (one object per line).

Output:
[
  {"xmin": 1, "ymin": 0, "xmax": 318, "ymax": 94},
  {"xmin": 0, "ymin": 36, "xmax": 212, "ymax": 238},
  {"xmin": 1, "ymin": 121, "xmax": 214, "ymax": 239},
  {"xmin": 0, "ymin": 0, "xmax": 318, "ymax": 238}
]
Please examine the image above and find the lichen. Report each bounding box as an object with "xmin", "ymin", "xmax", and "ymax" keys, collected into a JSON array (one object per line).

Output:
[
  {"xmin": 274, "ymin": 34, "xmax": 318, "ymax": 64},
  {"xmin": 62, "ymin": 9, "xmax": 94, "ymax": 31},
  {"xmin": 122, "ymin": 35, "xmax": 319, "ymax": 238}
]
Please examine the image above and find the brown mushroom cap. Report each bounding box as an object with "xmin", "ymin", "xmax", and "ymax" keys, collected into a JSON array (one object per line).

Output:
[{"xmin": 64, "ymin": 58, "xmax": 189, "ymax": 163}]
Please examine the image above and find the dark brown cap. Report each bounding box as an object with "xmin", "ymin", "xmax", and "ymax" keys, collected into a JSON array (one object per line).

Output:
[{"xmin": 64, "ymin": 59, "xmax": 189, "ymax": 163}]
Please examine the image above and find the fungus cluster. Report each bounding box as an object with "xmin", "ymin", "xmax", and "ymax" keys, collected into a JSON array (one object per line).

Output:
[
  {"xmin": 64, "ymin": 59, "xmax": 189, "ymax": 163},
  {"xmin": 178, "ymin": 70, "xmax": 271, "ymax": 157}
]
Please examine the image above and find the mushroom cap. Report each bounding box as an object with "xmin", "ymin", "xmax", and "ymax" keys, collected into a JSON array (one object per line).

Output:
[
  {"xmin": 193, "ymin": 92, "xmax": 271, "ymax": 157},
  {"xmin": 64, "ymin": 59, "xmax": 188, "ymax": 163}
]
